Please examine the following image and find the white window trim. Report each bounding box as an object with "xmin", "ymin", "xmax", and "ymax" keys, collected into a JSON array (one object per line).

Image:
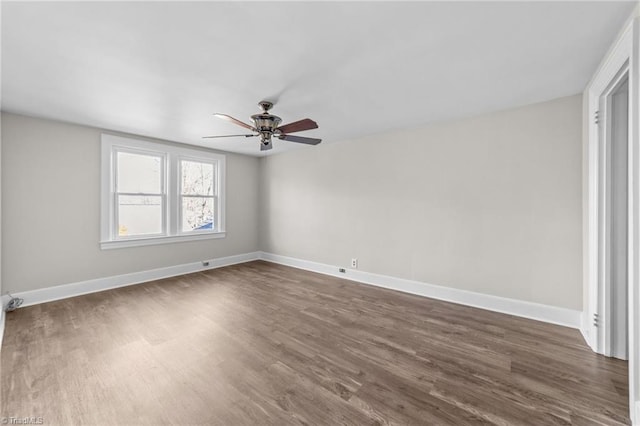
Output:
[
  {"xmin": 100, "ymin": 134, "xmax": 226, "ymax": 250},
  {"xmin": 177, "ymin": 155, "xmax": 220, "ymax": 236}
]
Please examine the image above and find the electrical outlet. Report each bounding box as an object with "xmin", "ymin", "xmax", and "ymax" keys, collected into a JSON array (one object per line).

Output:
[{"xmin": 351, "ymin": 258, "xmax": 358, "ymax": 269}]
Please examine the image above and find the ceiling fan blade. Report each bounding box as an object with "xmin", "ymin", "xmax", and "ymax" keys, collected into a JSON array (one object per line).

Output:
[
  {"xmin": 213, "ymin": 113, "xmax": 256, "ymax": 131},
  {"xmin": 202, "ymin": 134, "xmax": 256, "ymax": 139},
  {"xmin": 276, "ymin": 118, "xmax": 318, "ymax": 134},
  {"xmin": 260, "ymin": 141, "xmax": 273, "ymax": 151},
  {"xmin": 279, "ymin": 134, "xmax": 322, "ymax": 145}
]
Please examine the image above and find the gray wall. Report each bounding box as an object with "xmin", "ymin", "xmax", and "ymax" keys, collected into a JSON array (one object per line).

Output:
[
  {"xmin": 1, "ymin": 113, "xmax": 260, "ymax": 293},
  {"xmin": 2, "ymin": 95, "xmax": 584, "ymax": 310},
  {"xmin": 260, "ymin": 95, "xmax": 583, "ymax": 310},
  {"xmin": 0, "ymin": 114, "xmax": 2, "ymax": 299}
]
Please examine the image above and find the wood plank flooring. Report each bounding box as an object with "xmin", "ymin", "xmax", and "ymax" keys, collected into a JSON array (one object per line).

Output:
[{"xmin": 1, "ymin": 261, "xmax": 629, "ymax": 425}]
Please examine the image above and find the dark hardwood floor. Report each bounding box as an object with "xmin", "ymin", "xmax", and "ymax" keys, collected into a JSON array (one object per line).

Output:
[{"xmin": 1, "ymin": 261, "xmax": 629, "ymax": 425}]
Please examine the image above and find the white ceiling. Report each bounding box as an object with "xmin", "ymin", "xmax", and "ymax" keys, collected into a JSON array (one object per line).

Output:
[{"xmin": 1, "ymin": 1, "xmax": 636, "ymax": 157}]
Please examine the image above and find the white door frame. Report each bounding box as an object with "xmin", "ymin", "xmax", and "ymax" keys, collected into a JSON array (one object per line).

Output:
[
  {"xmin": 585, "ymin": 15, "xmax": 639, "ymax": 423},
  {"xmin": 597, "ymin": 63, "xmax": 629, "ymax": 359}
]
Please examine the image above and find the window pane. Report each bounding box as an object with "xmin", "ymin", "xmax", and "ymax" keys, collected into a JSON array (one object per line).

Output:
[
  {"xmin": 181, "ymin": 160, "xmax": 214, "ymax": 196},
  {"xmin": 118, "ymin": 195, "xmax": 163, "ymax": 236},
  {"xmin": 182, "ymin": 197, "xmax": 214, "ymax": 232},
  {"xmin": 117, "ymin": 152, "xmax": 162, "ymax": 194}
]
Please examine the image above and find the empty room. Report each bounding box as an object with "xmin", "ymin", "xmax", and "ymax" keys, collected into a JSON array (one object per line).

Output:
[{"xmin": 1, "ymin": 1, "xmax": 640, "ymax": 425}]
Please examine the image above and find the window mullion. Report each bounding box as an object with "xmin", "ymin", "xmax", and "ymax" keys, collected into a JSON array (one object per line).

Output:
[
  {"xmin": 214, "ymin": 196, "xmax": 218, "ymax": 232},
  {"xmin": 113, "ymin": 192, "xmax": 119, "ymax": 240},
  {"xmin": 167, "ymin": 154, "xmax": 179, "ymax": 237}
]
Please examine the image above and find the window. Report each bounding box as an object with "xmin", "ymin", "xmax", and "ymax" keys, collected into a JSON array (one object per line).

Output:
[
  {"xmin": 116, "ymin": 150, "xmax": 165, "ymax": 237},
  {"xmin": 101, "ymin": 134, "xmax": 225, "ymax": 249},
  {"xmin": 180, "ymin": 159, "xmax": 216, "ymax": 233}
]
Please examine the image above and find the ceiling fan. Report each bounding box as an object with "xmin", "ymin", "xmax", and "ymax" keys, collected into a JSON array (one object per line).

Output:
[{"xmin": 204, "ymin": 101, "xmax": 321, "ymax": 151}]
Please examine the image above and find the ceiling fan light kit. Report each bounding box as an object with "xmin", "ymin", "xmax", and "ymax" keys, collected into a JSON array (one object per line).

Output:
[{"xmin": 204, "ymin": 101, "xmax": 321, "ymax": 151}]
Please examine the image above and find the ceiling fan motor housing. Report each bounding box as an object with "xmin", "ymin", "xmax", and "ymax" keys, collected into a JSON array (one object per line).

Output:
[{"xmin": 251, "ymin": 113, "xmax": 282, "ymax": 143}]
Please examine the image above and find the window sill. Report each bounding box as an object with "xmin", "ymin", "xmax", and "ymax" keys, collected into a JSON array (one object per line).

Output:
[{"xmin": 100, "ymin": 232, "xmax": 226, "ymax": 250}]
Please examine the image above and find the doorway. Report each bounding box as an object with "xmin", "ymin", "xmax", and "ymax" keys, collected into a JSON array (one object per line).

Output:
[
  {"xmin": 585, "ymin": 15, "xmax": 639, "ymax": 423},
  {"xmin": 600, "ymin": 72, "xmax": 629, "ymax": 360}
]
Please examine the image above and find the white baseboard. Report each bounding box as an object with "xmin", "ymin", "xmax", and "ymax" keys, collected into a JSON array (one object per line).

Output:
[
  {"xmin": 6, "ymin": 251, "xmax": 261, "ymax": 308},
  {"xmin": 2, "ymin": 250, "xmax": 581, "ymax": 336},
  {"xmin": 259, "ymin": 252, "xmax": 581, "ymax": 329},
  {"xmin": 579, "ymin": 326, "xmax": 594, "ymax": 350},
  {"xmin": 635, "ymin": 400, "xmax": 639, "ymax": 426},
  {"xmin": 579, "ymin": 311, "xmax": 594, "ymax": 349}
]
